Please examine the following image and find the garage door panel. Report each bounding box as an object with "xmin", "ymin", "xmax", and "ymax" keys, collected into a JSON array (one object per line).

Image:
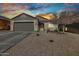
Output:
[{"xmin": 14, "ymin": 22, "xmax": 34, "ymax": 31}]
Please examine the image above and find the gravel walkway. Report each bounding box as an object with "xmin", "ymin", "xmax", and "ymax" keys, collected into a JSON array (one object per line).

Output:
[{"xmin": 6, "ymin": 32, "xmax": 79, "ymax": 56}]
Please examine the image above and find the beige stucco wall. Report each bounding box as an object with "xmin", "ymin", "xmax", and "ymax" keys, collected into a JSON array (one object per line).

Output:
[{"xmin": 44, "ymin": 22, "xmax": 58, "ymax": 31}]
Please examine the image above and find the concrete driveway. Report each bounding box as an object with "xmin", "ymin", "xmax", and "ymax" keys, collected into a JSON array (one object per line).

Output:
[
  {"xmin": 0, "ymin": 31, "xmax": 31, "ymax": 55},
  {"xmin": 5, "ymin": 32, "xmax": 79, "ymax": 56}
]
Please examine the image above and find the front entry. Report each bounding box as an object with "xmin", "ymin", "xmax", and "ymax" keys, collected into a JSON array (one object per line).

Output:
[{"xmin": 38, "ymin": 22, "xmax": 44, "ymax": 31}]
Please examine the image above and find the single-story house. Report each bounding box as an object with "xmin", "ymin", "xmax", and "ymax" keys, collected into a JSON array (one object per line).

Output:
[
  {"xmin": 10, "ymin": 13, "xmax": 38, "ymax": 31},
  {"xmin": 0, "ymin": 16, "xmax": 10, "ymax": 30},
  {"xmin": 36, "ymin": 16, "xmax": 58, "ymax": 32}
]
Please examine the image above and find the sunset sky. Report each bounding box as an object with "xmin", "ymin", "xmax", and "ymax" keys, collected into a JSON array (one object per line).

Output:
[{"xmin": 0, "ymin": 3, "xmax": 79, "ymax": 18}]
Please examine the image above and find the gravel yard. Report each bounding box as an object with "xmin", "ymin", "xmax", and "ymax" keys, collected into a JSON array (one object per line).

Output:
[{"xmin": 5, "ymin": 32, "xmax": 79, "ymax": 56}]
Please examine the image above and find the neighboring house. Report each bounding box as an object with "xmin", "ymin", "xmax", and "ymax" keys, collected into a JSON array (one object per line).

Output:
[
  {"xmin": 36, "ymin": 16, "xmax": 58, "ymax": 32},
  {"xmin": 10, "ymin": 13, "xmax": 38, "ymax": 31},
  {"xmin": 0, "ymin": 16, "xmax": 10, "ymax": 30}
]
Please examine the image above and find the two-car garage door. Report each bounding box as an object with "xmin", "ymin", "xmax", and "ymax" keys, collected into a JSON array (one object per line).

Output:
[{"xmin": 13, "ymin": 22, "xmax": 34, "ymax": 31}]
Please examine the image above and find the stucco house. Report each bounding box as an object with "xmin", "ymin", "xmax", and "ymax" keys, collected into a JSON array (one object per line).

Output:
[
  {"xmin": 36, "ymin": 15, "xmax": 58, "ymax": 32},
  {"xmin": 10, "ymin": 13, "xmax": 38, "ymax": 31},
  {"xmin": 0, "ymin": 16, "xmax": 10, "ymax": 30}
]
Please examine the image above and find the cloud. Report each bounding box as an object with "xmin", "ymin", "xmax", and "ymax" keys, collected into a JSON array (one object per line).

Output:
[
  {"xmin": 64, "ymin": 3, "xmax": 79, "ymax": 6},
  {"xmin": 27, "ymin": 3, "xmax": 53, "ymax": 10},
  {"xmin": 1, "ymin": 3, "xmax": 29, "ymax": 18},
  {"xmin": 58, "ymin": 8, "xmax": 79, "ymax": 15},
  {"xmin": 1, "ymin": 3, "xmax": 28, "ymax": 13},
  {"xmin": 62, "ymin": 8, "xmax": 79, "ymax": 11}
]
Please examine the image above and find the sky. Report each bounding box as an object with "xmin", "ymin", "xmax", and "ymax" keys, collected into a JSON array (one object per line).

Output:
[{"xmin": 0, "ymin": 3, "xmax": 79, "ymax": 18}]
